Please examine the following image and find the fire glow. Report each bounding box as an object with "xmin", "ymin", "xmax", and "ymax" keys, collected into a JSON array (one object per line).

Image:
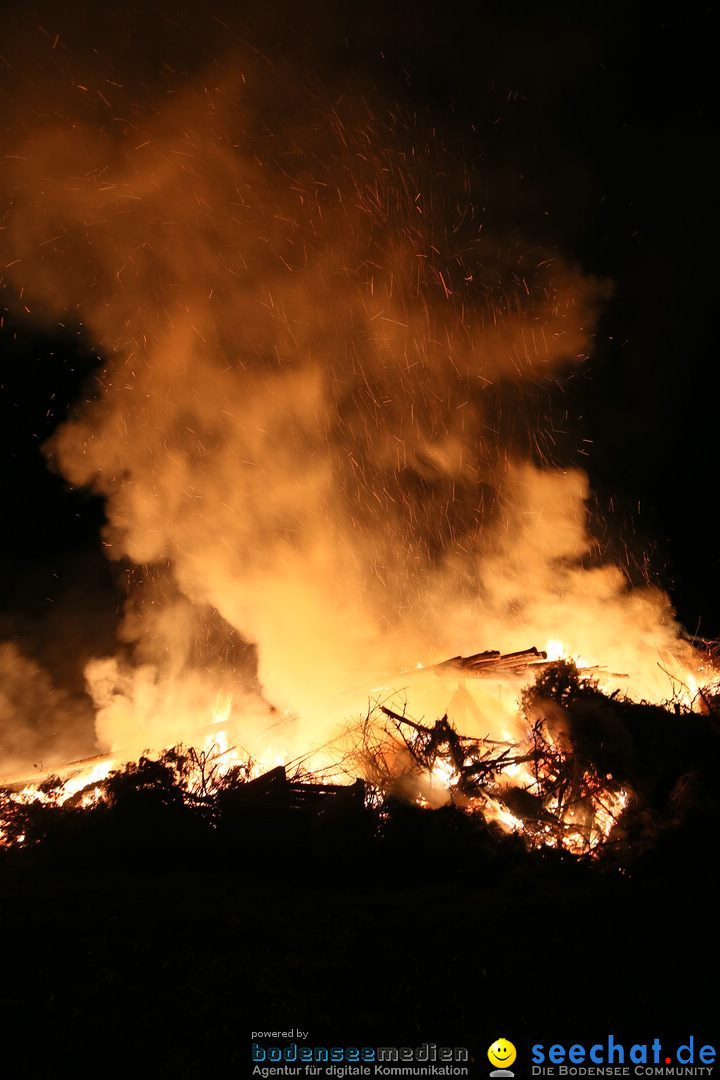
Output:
[
  {"xmin": 1, "ymin": 47, "xmax": 717, "ymax": 852},
  {"xmin": 2, "ymin": 637, "xmax": 717, "ymax": 855}
]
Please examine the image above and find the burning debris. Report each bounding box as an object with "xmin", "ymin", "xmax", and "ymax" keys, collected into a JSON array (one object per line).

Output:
[
  {"xmin": 416, "ymin": 645, "xmax": 629, "ymax": 682},
  {"xmin": 0, "ymin": 30, "xmax": 715, "ymax": 874},
  {"xmin": 3, "ymin": 658, "xmax": 718, "ymax": 866},
  {"xmin": 0, "ymin": 9, "xmax": 717, "ymax": 1073},
  {"xmin": 0, "ymin": 35, "xmax": 707, "ymax": 781},
  {"xmin": 348, "ymin": 662, "xmax": 631, "ymax": 854},
  {"xmin": 417, "ymin": 645, "xmax": 551, "ymax": 678},
  {"xmin": 352, "ymin": 651, "xmax": 720, "ymax": 856}
]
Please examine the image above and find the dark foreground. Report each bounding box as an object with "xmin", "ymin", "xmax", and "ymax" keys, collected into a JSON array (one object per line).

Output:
[
  {"xmin": 2, "ymin": 672, "xmax": 719, "ymax": 1077},
  {"xmin": 1, "ymin": 805, "xmax": 717, "ymax": 1079}
]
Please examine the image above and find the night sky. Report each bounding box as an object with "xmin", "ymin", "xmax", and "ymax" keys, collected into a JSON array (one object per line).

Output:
[{"xmin": 1, "ymin": 1, "xmax": 718, "ymax": 690}]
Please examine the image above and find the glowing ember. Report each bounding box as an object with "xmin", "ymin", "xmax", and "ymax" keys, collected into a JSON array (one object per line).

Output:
[{"xmin": 0, "ymin": 49, "xmax": 717, "ymax": 851}]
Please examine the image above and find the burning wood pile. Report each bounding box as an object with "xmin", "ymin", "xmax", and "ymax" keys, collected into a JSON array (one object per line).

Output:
[
  {"xmin": 1, "ymin": 653, "xmax": 718, "ymax": 867},
  {"xmin": 363, "ymin": 700, "xmax": 629, "ymax": 854},
  {"xmin": 420, "ymin": 645, "xmax": 552, "ymax": 678},
  {"xmin": 416, "ymin": 644, "xmax": 628, "ymax": 684},
  {"xmin": 350, "ymin": 649, "xmax": 720, "ymax": 857}
]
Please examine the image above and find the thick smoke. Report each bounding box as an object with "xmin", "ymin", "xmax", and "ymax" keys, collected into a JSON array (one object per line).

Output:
[
  {"xmin": 0, "ymin": 642, "xmax": 91, "ymax": 773},
  {"xmin": 0, "ymin": 34, "xmax": 694, "ymax": 766}
]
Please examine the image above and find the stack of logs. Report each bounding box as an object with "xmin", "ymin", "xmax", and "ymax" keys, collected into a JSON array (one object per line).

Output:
[{"xmin": 422, "ymin": 646, "xmax": 551, "ymax": 679}]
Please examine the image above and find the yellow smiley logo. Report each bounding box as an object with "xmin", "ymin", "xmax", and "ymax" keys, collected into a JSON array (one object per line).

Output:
[{"xmin": 488, "ymin": 1039, "xmax": 517, "ymax": 1070}]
